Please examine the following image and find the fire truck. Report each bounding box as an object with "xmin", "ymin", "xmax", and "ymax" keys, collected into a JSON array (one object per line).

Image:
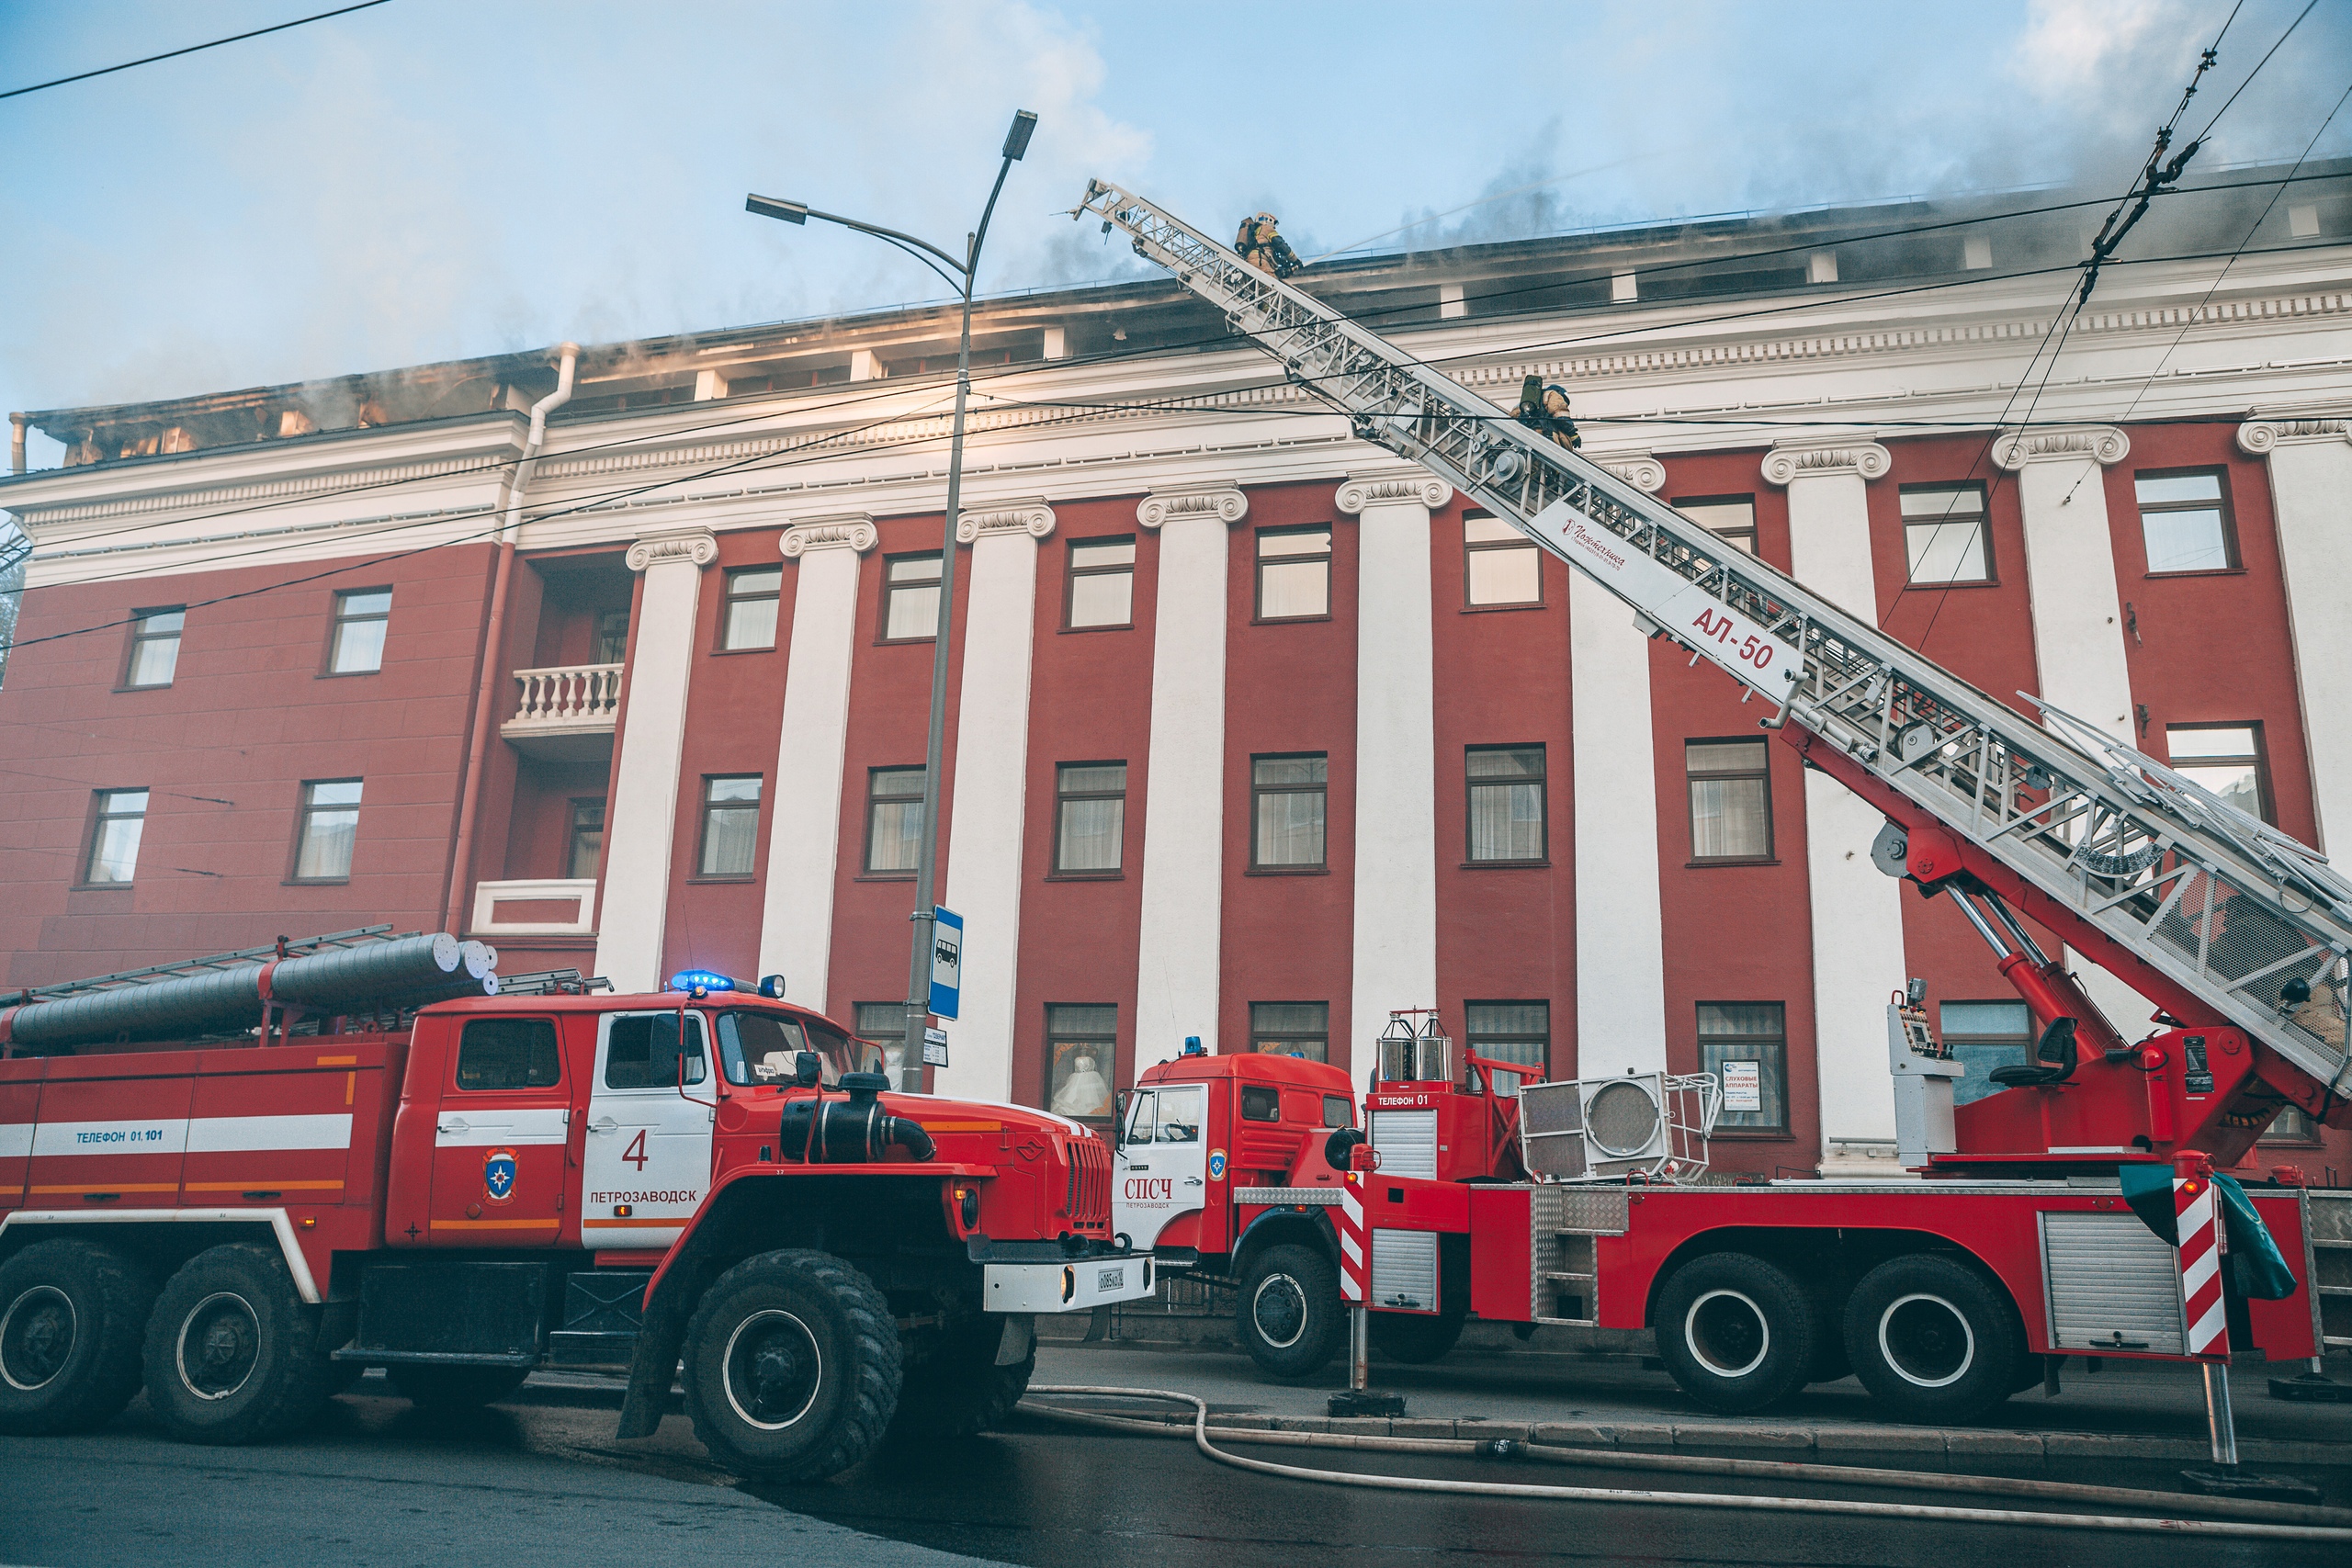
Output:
[
  {"xmin": 0, "ymin": 930, "xmax": 1146, "ymax": 1478},
  {"xmin": 1083, "ymin": 180, "xmax": 2349, "ymax": 1423}
]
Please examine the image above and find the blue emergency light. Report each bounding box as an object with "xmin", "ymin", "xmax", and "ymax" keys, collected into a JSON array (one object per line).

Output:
[
  {"xmin": 668, "ymin": 971, "xmax": 788, "ymax": 998},
  {"xmin": 1182, "ymin": 1036, "xmax": 1204, "ymax": 1055}
]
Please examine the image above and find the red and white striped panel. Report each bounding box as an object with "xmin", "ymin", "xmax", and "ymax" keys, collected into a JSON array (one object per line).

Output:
[
  {"xmin": 2175, "ymin": 1172, "xmax": 2227, "ymax": 1358},
  {"xmin": 1338, "ymin": 1171, "xmax": 1366, "ymax": 1303}
]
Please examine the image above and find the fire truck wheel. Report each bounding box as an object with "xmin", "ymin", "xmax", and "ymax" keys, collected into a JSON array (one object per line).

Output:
[
  {"xmin": 142, "ymin": 1244, "xmax": 336, "ymax": 1446},
  {"xmin": 1842, "ymin": 1254, "xmax": 2023, "ymax": 1423},
  {"xmin": 1237, "ymin": 1244, "xmax": 1343, "ymax": 1378},
  {"xmin": 1368, "ymin": 1307, "xmax": 1466, "ymax": 1365},
  {"xmin": 682, "ymin": 1249, "xmax": 901, "ymax": 1480},
  {"xmin": 888, "ymin": 1313, "xmax": 1034, "ymax": 1440},
  {"xmin": 0, "ymin": 1240, "xmax": 157, "ymax": 1436},
  {"xmin": 1653, "ymin": 1253, "xmax": 1816, "ymax": 1414},
  {"xmin": 388, "ymin": 1363, "xmax": 533, "ymax": 1411}
]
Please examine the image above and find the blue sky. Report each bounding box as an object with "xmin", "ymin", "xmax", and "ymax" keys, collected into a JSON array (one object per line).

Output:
[{"xmin": 2, "ymin": 0, "xmax": 2347, "ymax": 468}]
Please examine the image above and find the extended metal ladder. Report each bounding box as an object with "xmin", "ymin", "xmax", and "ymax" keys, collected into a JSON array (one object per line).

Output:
[{"xmin": 1077, "ymin": 178, "xmax": 2352, "ymax": 1103}]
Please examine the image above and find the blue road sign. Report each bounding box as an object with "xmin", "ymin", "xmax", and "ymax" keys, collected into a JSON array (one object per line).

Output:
[{"xmin": 929, "ymin": 906, "xmax": 964, "ymax": 1020}]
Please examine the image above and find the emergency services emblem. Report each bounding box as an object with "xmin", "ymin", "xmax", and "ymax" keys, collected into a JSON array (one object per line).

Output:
[
  {"xmin": 483, "ymin": 1148, "xmax": 517, "ymax": 1203},
  {"xmin": 1207, "ymin": 1149, "xmax": 1227, "ymax": 1180}
]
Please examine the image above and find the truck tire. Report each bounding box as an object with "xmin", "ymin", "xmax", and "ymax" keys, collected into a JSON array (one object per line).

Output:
[
  {"xmin": 389, "ymin": 1363, "xmax": 533, "ymax": 1411},
  {"xmin": 889, "ymin": 1314, "xmax": 1032, "ymax": 1440},
  {"xmin": 1653, "ymin": 1253, "xmax": 1816, "ymax": 1415},
  {"xmin": 682, "ymin": 1249, "xmax": 900, "ymax": 1480},
  {"xmin": 0, "ymin": 1240, "xmax": 156, "ymax": 1436},
  {"xmin": 1842, "ymin": 1253, "xmax": 2023, "ymax": 1423},
  {"xmin": 1237, "ymin": 1243, "xmax": 1343, "ymax": 1378},
  {"xmin": 142, "ymin": 1243, "xmax": 336, "ymax": 1445},
  {"xmin": 1369, "ymin": 1308, "xmax": 1466, "ymax": 1365}
]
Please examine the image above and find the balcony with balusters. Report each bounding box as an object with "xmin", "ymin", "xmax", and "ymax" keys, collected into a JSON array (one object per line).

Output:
[{"xmin": 500, "ymin": 662, "xmax": 623, "ymax": 760}]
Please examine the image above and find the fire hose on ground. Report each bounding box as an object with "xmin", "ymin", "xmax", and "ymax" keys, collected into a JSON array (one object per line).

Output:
[{"xmin": 1022, "ymin": 1385, "xmax": 2352, "ymax": 1543}]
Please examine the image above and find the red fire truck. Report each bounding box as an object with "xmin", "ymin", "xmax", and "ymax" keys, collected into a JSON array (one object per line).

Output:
[
  {"xmin": 1083, "ymin": 179, "xmax": 2351, "ymax": 1427},
  {"xmin": 0, "ymin": 933, "xmax": 1146, "ymax": 1479}
]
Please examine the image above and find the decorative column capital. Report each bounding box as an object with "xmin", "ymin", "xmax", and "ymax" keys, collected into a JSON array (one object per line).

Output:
[
  {"xmin": 1589, "ymin": 450, "xmax": 1666, "ymax": 493},
  {"xmin": 956, "ymin": 498, "xmax": 1056, "ymax": 545},
  {"xmin": 625, "ymin": 525, "xmax": 719, "ymax": 571},
  {"xmin": 1991, "ymin": 424, "xmax": 2129, "ymax": 471},
  {"xmin": 1335, "ymin": 467, "xmax": 1452, "ymax": 514},
  {"xmin": 2238, "ymin": 412, "xmax": 2352, "ymax": 456},
  {"xmin": 779, "ymin": 513, "xmax": 878, "ymax": 558},
  {"xmin": 1137, "ymin": 484, "xmax": 1248, "ymax": 529},
  {"xmin": 1761, "ymin": 440, "xmax": 1891, "ymax": 486}
]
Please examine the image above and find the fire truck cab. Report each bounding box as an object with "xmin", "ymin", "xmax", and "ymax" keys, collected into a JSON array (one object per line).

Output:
[{"xmin": 1114, "ymin": 1046, "xmax": 1364, "ymax": 1374}]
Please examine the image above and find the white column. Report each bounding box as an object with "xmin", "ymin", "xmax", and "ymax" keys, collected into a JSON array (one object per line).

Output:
[
  {"xmin": 1133, "ymin": 486, "xmax": 1246, "ymax": 1069},
  {"xmin": 1995, "ymin": 425, "xmax": 2147, "ymax": 1033},
  {"xmin": 935, "ymin": 501, "xmax": 1056, "ymax": 1102},
  {"xmin": 2239, "ymin": 412, "xmax": 2352, "ymax": 852},
  {"xmin": 757, "ymin": 514, "xmax": 877, "ymax": 1012},
  {"xmin": 1765, "ymin": 440, "xmax": 1906, "ymax": 1173},
  {"xmin": 1339, "ymin": 469, "xmax": 1449, "ymax": 1095},
  {"xmin": 1571, "ymin": 453, "xmax": 1670, "ymax": 1077},
  {"xmin": 594, "ymin": 526, "xmax": 718, "ymax": 993}
]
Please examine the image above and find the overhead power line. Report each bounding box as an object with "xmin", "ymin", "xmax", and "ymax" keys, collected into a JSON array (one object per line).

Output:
[{"xmin": 0, "ymin": 1, "xmax": 394, "ymax": 103}]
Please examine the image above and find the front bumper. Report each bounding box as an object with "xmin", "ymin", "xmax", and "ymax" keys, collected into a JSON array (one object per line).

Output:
[{"xmin": 983, "ymin": 1252, "xmax": 1156, "ymax": 1313}]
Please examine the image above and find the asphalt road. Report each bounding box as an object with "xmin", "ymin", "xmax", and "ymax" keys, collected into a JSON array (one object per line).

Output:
[{"xmin": 3, "ymin": 1380, "xmax": 2346, "ymax": 1568}]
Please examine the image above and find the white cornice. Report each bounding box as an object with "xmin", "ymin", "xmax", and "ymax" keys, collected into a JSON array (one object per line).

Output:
[
  {"xmin": 1991, "ymin": 424, "xmax": 2129, "ymax": 470},
  {"xmin": 956, "ymin": 498, "xmax": 1055, "ymax": 544}
]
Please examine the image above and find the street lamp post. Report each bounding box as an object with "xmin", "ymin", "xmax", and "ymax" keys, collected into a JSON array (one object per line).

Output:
[{"xmin": 748, "ymin": 108, "xmax": 1038, "ymax": 1093}]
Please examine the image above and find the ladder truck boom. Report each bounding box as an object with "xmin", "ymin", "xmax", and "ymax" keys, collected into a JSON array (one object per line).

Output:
[{"xmin": 1077, "ymin": 178, "xmax": 2352, "ymax": 1152}]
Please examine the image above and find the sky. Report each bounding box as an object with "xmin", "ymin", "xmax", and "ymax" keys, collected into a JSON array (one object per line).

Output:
[{"xmin": 1, "ymin": 0, "xmax": 2348, "ymax": 473}]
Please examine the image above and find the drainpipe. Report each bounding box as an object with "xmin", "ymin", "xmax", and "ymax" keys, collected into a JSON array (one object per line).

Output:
[
  {"xmin": 9, "ymin": 414, "xmax": 25, "ymax": 474},
  {"xmin": 441, "ymin": 344, "xmax": 579, "ymax": 937}
]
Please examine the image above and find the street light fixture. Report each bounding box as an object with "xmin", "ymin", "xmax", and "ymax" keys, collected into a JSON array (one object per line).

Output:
[{"xmin": 747, "ymin": 108, "xmax": 1038, "ymax": 1094}]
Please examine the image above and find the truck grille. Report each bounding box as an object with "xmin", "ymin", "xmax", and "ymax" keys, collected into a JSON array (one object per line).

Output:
[{"xmin": 1067, "ymin": 1136, "xmax": 1112, "ymax": 1226}]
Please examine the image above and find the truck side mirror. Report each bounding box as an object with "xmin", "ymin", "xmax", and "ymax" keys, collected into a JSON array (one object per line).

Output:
[
  {"xmin": 1113, "ymin": 1090, "xmax": 1130, "ymax": 1148},
  {"xmin": 794, "ymin": 1052, "xmax": 823, "ymax": 1088}
]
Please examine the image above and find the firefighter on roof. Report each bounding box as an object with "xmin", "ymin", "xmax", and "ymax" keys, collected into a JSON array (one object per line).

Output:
[{"xmin": 1236, "ymin": 212, "xmax": 1301, "ymax": 278}]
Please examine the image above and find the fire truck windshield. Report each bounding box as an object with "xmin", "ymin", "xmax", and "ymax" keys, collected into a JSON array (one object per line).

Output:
[{"xmin": 716, "ymin": 1010, "xmax": 882, "ymax": 1087}]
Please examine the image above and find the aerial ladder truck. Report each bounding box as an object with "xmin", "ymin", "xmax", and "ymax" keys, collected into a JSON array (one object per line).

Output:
[{"xmin": 1083, "ymin": 180, "xmax": 2347, "ymax": 1431}]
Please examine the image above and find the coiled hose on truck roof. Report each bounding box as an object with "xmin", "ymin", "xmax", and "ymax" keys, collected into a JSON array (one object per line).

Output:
[{"xmin": 1023, "ymin": 1386, "xmax": 2352, "ymax": 1543}]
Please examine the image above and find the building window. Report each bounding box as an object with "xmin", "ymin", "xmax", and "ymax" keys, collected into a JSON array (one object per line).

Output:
[
  {"xmin": 456, "ymin": 1018, "xmax": 561, "ymax": 1090},
  {"xmin": 568, "ymin": 798, "xmax": 605, "ymax": 880},
  {"xmin": 697, "ymin": 776, "xmax": 763, "ymax": 877},
  {"xmin": 1940, "ymin": 999, "xmax": 2032, "ymax": 1108},
  {"xmin": 721, "ymin": 567, "xmax": 782, "ymax": 650},
  {"xmin": 2135, "ymin": 468, "xmax": 2237, "ymax": 574},
  {"xmin": 1687, "ymin": 739, "xmax": 1772, "ymax": 862},
  {"xmin": 1465, "ymin": 1000, "xmax": 1548, "ymax": 1096},
  {"xmin": 2260, "ymin": 1104, "xmax": 2320, "ymax": 1145},
  {"xmin": 594, "ymin": 609, "xmax": 630, "ymax": 665},
  {"xmin": 84, "ymin": 788, "xmax": 148, "ymax": 885},
  {"xmin": 1251, "ymin": 1001, "xmax": 1329, "ymax": 1062},
  {"xmin": 882, "ymin": 553, "xmax": 943, "ymax": 641},
  {"xmin": 1900, "ymin": 482, "xmax": 1992, "ymax": 585},
  {"xmin": 1054, "ymin": 761, "xmax": 1126, "ymax": 874},
  {"xmin": 327, "ymin": 588, "xmax": 391, "ymax": 674},
  {"xmin": 293, "ymin": 780, "xmax": 362, "ymax": 881},
  {"xmin": 1464, "ymin": 513, "xmax": 1540, "ymax": 605},
  {"xmin": 2166, "ymin": 724, "xmax": 2271, "ymax": 824},
  {"xmin": 1046, "ymin": 1003, "xmax": 1117, "ymax": 1120},
  {"xmin": 1066, "ymin": 537, "xmax": 1136, "ymax": 629},
  {"xmin": 1467, "ymin": 745, "xmax": 1546, "ymax": 863},
  {"xmin": 1676, "ymin": 497, "xmax": 1757, "ymax": 554},
  {"xmin": 1256, "ymin": 526, "xmax": 1331, "ymax": 620},
  {"xmin": 865, "ymin": 767, "xmax": 926, "ymax": 874},
  {"xmin": 854, "ymin": 1001, "xmax": 907, "ymax": 1083},
  {"xmin": 123, "ymin": 608, "xmax": 184, "ymax": 688},
  {"xmin": 1698, "ymin": 1002, "xmax": 1787, "ymax": 1132},
  {"xmin": 1251, "ymin": 754, "xmax": 1328, "ymax": 869}
]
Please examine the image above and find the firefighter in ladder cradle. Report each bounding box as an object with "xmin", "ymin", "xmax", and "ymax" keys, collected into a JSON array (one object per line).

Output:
[
  {"xmin": 1082, "ymin": 177, "xmax": 2344, "ymax": 1426},
  {"xmin": 0, "ymin": 932, "xmax": 1148, "ymax": 1480}
]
